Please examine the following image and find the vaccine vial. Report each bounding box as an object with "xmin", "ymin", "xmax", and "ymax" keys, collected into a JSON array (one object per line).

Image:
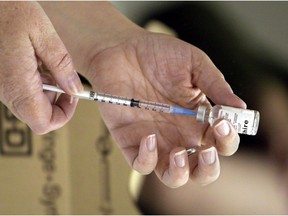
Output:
[{"xmin": 196, "ymin": 105, "xmax": 260, "ymax": 135}]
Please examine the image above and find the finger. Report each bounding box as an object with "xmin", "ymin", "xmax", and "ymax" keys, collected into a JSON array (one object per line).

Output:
[
  {"xmin": 192, "ymin": 48, "xmax": 246, "ymax": 108},
  {"xmin": 29, "ymin": 9, "xmax": 83, "ymax": 95},
  {"xmin": 191, "ymin": 146, "xmax": 220, "ymax": 185},
  {"xmin": 49, "ymin": 93, "xmax": 79, "ymax": 131},
  {"xmin": 6, "ymin": 78, "xmax": 79, "ymax": 134},
  {"xmin": 155, "ymin": 147, "xmax": 190, "ymax": 188},
  {"xmin": 40, "ymin": 73, "xmax": 57, "ymax": 103},
  {"xmin": 132, "ymin": 134, "xmax": 158, "ymax": 175},
  {"xmin": 27, "ymin": 83, "xmax": 79, "ymax": 134},
  {"xmin": 212, "ymin": 119, "xmax": 240, "ymax": 156}
]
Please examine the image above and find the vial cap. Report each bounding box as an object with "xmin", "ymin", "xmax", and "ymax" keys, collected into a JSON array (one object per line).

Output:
[{"xmin": 196, "ymin": 105, "xmax": 207, "ymax": 122}]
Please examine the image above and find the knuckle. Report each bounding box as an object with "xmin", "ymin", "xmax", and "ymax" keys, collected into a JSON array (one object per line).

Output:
[
  {"xmin": 51, "ymin": 52, "xmax": 72, "ymax": 72},
  {"xmin": 1, "ymin": 78, "xmax": 54, "ymax": 135},
  {"xmin": 3, "ymin": 89, "xmax": 52, "ymax": 135},
  {"xmin": 193, "ymin": 48, "xmax": 209, "ymax": 68}
]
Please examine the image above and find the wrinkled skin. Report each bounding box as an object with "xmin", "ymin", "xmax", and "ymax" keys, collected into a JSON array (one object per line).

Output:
[
  {"xmin": 0, "ymin": 2, "xmax": 83, "ymax": 134},
  {"xmin": 87, "ymin": 32, "xmax": 246, "ymax": 187},
  {"xmin": 0, "ymin": 1, "xmax": 246, "ymax": 188}
]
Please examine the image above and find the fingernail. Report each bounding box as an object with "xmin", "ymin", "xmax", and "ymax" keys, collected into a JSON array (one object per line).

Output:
[
  {"xmin": 70, "ymin": 96, "xmax": 76, "ymax": 104},
  {"xmin": 68, "ymin": 70, "xmax": 83, "ymax": 94},
  {"xmin": 215, "ymin": 120, "xmax": 230, "ymax": 136},
  {"xmin": 146, "ymin": 134, "xmax": 156, "ymax": 151},
  {"xmin": 200, "ymin": 147, "xmax": 216, "ymax": 165},
  {"xmin": 174, "ymin": 150, "xmax": 186, "ymax": 168}
]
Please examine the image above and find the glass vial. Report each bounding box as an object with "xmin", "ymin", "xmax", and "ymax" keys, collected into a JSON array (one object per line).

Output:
[{"xmin": 196, "ymin": 105, "xmax": 260, "ymax": 135}]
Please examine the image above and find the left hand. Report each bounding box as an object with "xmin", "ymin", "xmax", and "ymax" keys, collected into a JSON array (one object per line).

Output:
[{"xmin": 86, "ymin": 31, "xmax": 246, "ymax": 188}]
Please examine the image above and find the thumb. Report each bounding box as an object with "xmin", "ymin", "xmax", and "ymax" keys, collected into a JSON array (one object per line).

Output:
[
  {"xmin": 30, "ymin": 11, "xmax": 83, "ymax": 95},
  {"xmin": 193, "ymin": 49, "xmax": 246, "ymax": 109}
]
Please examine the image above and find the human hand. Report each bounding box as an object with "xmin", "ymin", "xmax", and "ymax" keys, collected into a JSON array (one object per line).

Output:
[
  {"xmin": 40, "ymin": 1, "xmax": 246, "ymax": 187},
  {"xmin": 0, "ymin": 2, "xmax": 83, "ymax": 134},
  {"xmin": 87, "ymin": 31, "xmax": 246, "ymax": 188}
]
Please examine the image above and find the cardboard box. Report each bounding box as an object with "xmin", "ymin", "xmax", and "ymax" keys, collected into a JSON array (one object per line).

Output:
[{"xmin": 0, "ymin": 90, "xmax": 140, "ymax": 214}]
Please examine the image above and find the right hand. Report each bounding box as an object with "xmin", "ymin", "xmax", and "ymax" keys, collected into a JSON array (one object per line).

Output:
[{"xmin": 0, "ymin": 2, "xmax": 83, "ymax": 134}]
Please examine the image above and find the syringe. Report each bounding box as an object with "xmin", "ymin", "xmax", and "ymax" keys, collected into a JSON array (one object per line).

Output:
[{"xmin": 43, "ymin": 84, "xmax": 197, "ymax": 117}]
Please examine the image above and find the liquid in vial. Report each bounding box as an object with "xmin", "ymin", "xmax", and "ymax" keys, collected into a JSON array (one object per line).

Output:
[{"xmin": 196, "ymin": 105, "xmax": 260, "ymax": 135}]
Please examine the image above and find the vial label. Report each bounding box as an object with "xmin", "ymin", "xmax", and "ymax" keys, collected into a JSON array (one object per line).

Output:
[{"xmin": 218, "ymin": 106, "xmax": 255, "ymax": 135}]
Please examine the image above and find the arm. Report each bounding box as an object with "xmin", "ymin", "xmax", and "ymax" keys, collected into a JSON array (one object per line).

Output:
[
  {"xmin": 0, "ymin": 2, "xmax": 83, "ymax": 134},
  {"xmin": 41, "ymin": 1, "xmax": 246, "ymax": 188},
  {"xmin": 40, "ymin": 2, "xmax": 142, "ymax": 77}
]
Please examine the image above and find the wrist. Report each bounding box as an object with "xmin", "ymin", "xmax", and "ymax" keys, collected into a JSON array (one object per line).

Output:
[{"xmin": 40, "ymin": 1, "xmax": 146, "ymax": 78}]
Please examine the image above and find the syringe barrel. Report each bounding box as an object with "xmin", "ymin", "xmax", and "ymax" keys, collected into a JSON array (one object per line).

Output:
[
  {"xmin": 138, "ymin": 101, "xmax": 172, "ymax": 113},
  {"xmin": 43, "ymin": 84, "xmax": 195, "ymax": 117},
  {"xmin": 94, "ymin": 92, "xmax": 172, "ymax": 113},
  {"xmin": 94, "ymin": 92, "xmax": 131, "ymax": 106}
]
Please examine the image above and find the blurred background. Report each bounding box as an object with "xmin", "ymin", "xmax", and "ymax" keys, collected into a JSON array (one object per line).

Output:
[{"xmin": 112, "ymin": 1, "xmax": 288, "ymax": 68}]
